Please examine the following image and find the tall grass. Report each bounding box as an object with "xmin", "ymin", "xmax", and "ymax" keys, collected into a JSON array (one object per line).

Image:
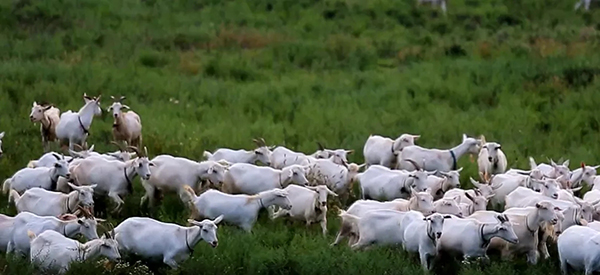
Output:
[{"xmin": 0, "ymin": 0, "xmax": 599, "ymax": 274}]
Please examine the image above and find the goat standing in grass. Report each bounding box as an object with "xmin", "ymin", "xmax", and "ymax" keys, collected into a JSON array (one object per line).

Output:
[
  {"xmin": 29, "ymin": 102, "xmax": 61, "ymax": 152},
  {"xmin": 108, "ymin": 96, "xmax": 143, "ymax": 148},
  {"xmin": 55, "ymin": 94, "xmax": 102, "ymax": 151}
]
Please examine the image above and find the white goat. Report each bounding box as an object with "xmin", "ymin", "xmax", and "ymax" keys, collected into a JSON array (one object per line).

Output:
[
  {"xmin": 180, "ymin": 186, "xmax": 291, "ymax": 232},
  {"xmin": 271, "ymin": 185, "xmax": 338, "ymax": 235},
  {"xmin": 203, "ymin": 138, "xmax": 273, "ymax": 166},
  {"xmin": 9, "ymin": 184, "xmax": 96, "ymax": 217},
  {"xmin": 29, "ymin": 102, "xmax": 61, "ymax": 152},
  {"xmin": 529, "ymin": 157, "xmax": 571, "ymax": 181},
  {"xmin": 0, "ymin": 214, "xmax": 14, "ymax": 253},
  {"xmin": 417, "ymin": 0, "xmax": 447, "ymax": 14},
  {"xmin": 362, "ymin": 133, "xmax": 420, "ymax": 169},
  {"xmin": 7, "ymin": 211, "xmax": 101, "ymax": 257},
  {"xmin": 558, "ymin": 225, "xmax": 600, "ymax": 275},
  {"xmin": 107, "ymin": 96, "xmax": 142, "ymax": 148},
  {"xmin": 505, "ymin": 181, "xmax": 561, "ymax": 209},
  {"xmin": 356, "ymin": 163, "xmax": 432, "ymax": 201},
  {"xmin": 477, "ymin": 135, "xmax": 507, "ymax": 182},
  {"xmin": 426, "ymin": 168, "xmax": 462, "ymax": 200},
  {"xmin": 338, "ymin": 209, "xmax": 411, "ymax": 250},
  {"xmin": 221, "ymin": 163, "xmax": 309, "ymax": 195},
  {"xmin": 468, "ymin": 202, "xmax": 559, "ymax": 264},
  {"xmin": 0, "ymin": 131, "xmax": 4, "ymax": 158},
  {"xmin": 574, "ymin": 0, "xmax": 593, "ymax": 10},
  {"xmin": 140, "ymin": 154, "xmax": 228, "ymax": 207},
  {"xmin": 403, "ymin": 213, "xmax": 451, "ymax": 271},
  {"xmin": 114, "ymin": 216, "xmax": 222, "ymax": 269},
  {"xmin": 433, "ymin": 196, "xmax": 463, "ymax": 217},
  {"xmin": 3, "ymin": 153, "xmax": 71, "ymax": 194},
  {"xmin": 55, "ymin": 94, "xmax": 102, "ymax": 151},
  {"xmin": 69, "ymin": 146, "xmax": 153, "ymax": 213},
  {"xmin": 437, "ymin": 214, "xmax": 519, "ymax": 263},
  {"xmin": 397, "ymin": 134, "xmax": 481, "ymax": 173},
  {"xmin": 569, "ymin": 163, "xmax": 600, "ymax": 188},
  {"xmin": 28, "ymin": 227, "xmax": 120, "ymax": 274},
  {"xmin": 305, "ymin": 157, "xmax": 363, "ymax": 201}
]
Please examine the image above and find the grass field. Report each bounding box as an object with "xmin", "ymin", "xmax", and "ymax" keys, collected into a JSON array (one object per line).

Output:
[{"xmin": 1, "ymin": 0, "xmax": 600, "ymax": 274}]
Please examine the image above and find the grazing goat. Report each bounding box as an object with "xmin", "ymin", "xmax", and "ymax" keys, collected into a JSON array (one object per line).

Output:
[
  {"xmin": 3, "ymin": 153, "xmax": 71, "ymax": 194},
  {"xmin": 477, "ymin": 135, "xmax": 507, "ymax": 182},
  {"xmin": 569, "ymin": 163, "xmax": 600, "ymax": 188},
  {"xmin": 203, "ymin": 138, "xmax": 273, "ymax": 166},
  {"xmin": 330, "ymin": 196, "xmax": 434, "ymax": 247},
  {"xmin": 180, "ymin": 187, "xmax": 291, "ymax": 232},
  {"xmin": 28, "ymin": 226, "xmax": 120, "ymax": 274},
  {"xmin": 221, "ymin": 163, "xmax": 309, "ymax": 195},
  {"xmin": 339, "ymin": 209, "xmax": 412, "ymax": 250},
  {"xmin": 271, "ymin": 185, "xmax": 338, "ymax": 235},
  {"xmin": 558, "ymin": 225, "xmax": 600, "ymax": 275},
  {"xmin": 437, "ymin": 214, "xmax": 519, "ymax": 263},
  {"xmin": 108, "ymin": 96, "xmax": 142, "ymax": 148},
  {"xmin": 141, "ymin": 154, "xmax": 228, "ymax": 207},
  {"xmin": 397, "ymin": 134, "xmax": 481, "ymax": 174},
  {"xmin": 362, "ymin": 133, "xmax": 419, "ymax": 169},
  {"xmin": 69, "ymin": 146, "xmax": 153, "ymax": 213},
  {"xmin": 29, "ymin": 102, "xmax": 61, "ymax": 152},
  {"xmin": 114, "ymin": 216, "xmax": 222, "ymax": 269},
  {"xmin": 356, "ymin": 163, "xmax": 432, "ymax": 201},
  {"xmin": 55, "ymin": 94, "xmax": 102, "ymax": 151},
  {"xmin": 9, "ymin": 183, "xmax": 95, "ymax": 217},
  {"xmin": 468, "ymin": 202, "xmax": 559, "ymax": 265},
  {"xmin": 7, "ymin": 210, "xmax": 102, "ymax": 257},
  {"xmin": 305, "ymin": 158, "xmax": 363, "ymax": 202}
]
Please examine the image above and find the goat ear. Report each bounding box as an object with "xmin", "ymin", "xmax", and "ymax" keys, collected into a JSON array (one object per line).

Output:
[
  {"xmin": 121, "ymin": 104, "xmax": 130, "ymax": 110},
  {"xmin": 32, "ymin": 101, "xmax": 37, "ymax": 107},
  {"xmin": 43, "ymin": 105, "xmax": 52, "ymax": 111},
  {"xmin": 563, "ymin": 159, "xmax": 570, "ymax": 167},
  {"xmin": 77, "ymin": 219, "xmax": 84, "ymax": 225}
]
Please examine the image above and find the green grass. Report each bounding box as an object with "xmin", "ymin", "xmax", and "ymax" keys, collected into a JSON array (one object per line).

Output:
[{"xmin": 1, "ymin": 0, "xmax": 600, "ymax": 274}]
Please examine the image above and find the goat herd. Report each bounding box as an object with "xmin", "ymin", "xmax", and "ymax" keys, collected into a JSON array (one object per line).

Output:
[{"xmin": 0, "ymin": 94, "xmax": 599, "ymax": 274}]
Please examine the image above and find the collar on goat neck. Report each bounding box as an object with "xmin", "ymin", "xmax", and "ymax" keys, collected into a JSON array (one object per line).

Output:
[
  {"xmin": 426, "ymin": 220, "xmax": 436, "ymax": 244},
  {"xmin": 525, "ymin": 213, "xmax": 536, "ymax": 235},
  {"xmin": 185, "ymin": 229, "xmax": 194, "ymax": 254},
  {"xmin": 479, "ymin": 223, "xmax": 491, "ymax": 248},
  {"xmin": 449, "ymin": 150, "xmax": 457, "ymax": 171},
  {"xmin": 78, "ymin": 116, "xmax": 89, "ymax": 135},
  {"xmin": 124, "ymin": 166, "xmax": 132, "ymax": 187}
]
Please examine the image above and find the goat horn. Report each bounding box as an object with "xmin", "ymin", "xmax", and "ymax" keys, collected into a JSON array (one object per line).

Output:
[
  {"xmin": 119, "ymin": 96, "xmax": 126, "ymax": 102},
  {"xmin": 405, "ymin": 159, "xmax": 422, "ymax": 170},
  {"xmin": 73, "ymin": 144, "xmax": 84, "ymax": 151},
  {"xmin": 252, "ymin": 138, "xmax": 264, "ymax": 147},
  {"xmin": 127, "ymin": 146, "xmax": 143, "ymax": 157},
  {"xmin": 144, "ymin": 146, "xmax": 148, "ymax": 158},
  {"xmin": 317, "ymin": 142, "xmax": 325, "ymax": 151},
  {"xmin": 110, "ymin": 96, "xmax": 116, "ymax": 101},
  {"xmin": 110, "ymin": 141, "xmax": 125, "ymax": 152}
]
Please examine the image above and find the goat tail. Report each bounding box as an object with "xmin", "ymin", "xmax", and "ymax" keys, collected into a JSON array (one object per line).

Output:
[
  {"xmin": 2, "ymin": 178, "xmax": 11, "ymax": 195},
  {"xmin": 27, "ymin": 230, "xmax": 36, "ymax": 242},
  {"xmin": 529, "ymin": 157, "xmax": 537, "ymax": 170},
  {"xmin": 26, "ymin": 160, "xmax": 38, "ymax": 168},
  {"xmin": 8, "ymin": 189, "xmax": 20, "ymax": 205},
  {"xmin": 179, "ymin": 185, "xmax": 197, "ymax": 206},
  {"xmin": 202, "ymin": 151, "xmax": 213, "ymax": 160}
]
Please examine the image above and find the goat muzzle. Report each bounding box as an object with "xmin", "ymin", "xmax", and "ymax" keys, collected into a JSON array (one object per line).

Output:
[{"xmin": 211, "ymin": 241, "xmax": 218, "ymax": 248}]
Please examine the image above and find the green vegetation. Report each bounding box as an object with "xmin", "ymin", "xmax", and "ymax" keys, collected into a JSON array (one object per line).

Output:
[{"xmin": 1, "ymin": 0, "xmax": 600, "ymax": 274}]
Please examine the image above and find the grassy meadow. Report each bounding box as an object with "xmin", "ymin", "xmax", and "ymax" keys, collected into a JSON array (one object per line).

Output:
[{"xmin": 1, "ymin": 0, "xmax": 600, "ymax": 274}]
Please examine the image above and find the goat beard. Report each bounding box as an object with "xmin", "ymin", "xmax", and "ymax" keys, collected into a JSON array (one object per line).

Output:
[{"xmin": 103, "ymin": 260, "xmax": 116, "ymax": 270}]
